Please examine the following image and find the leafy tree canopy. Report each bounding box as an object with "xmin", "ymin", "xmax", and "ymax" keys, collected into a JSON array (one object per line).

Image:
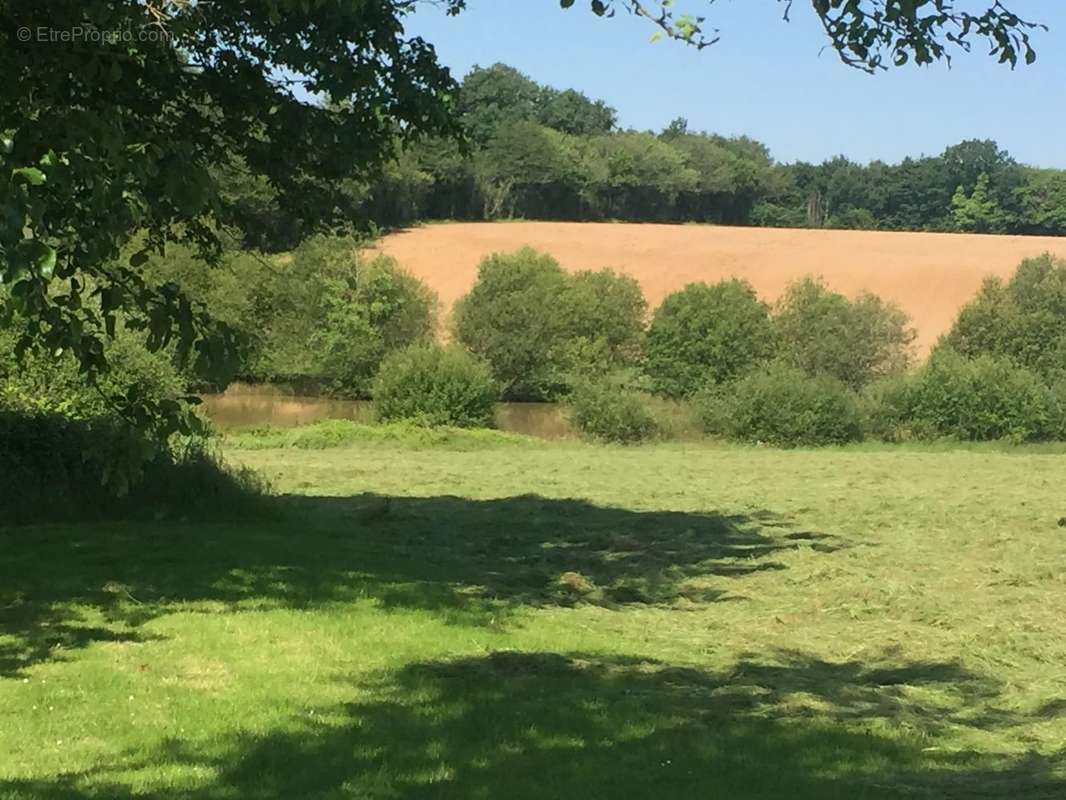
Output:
[
  {"xmin": 458, "ymin": 63, "xmax": 617, "ymax": 143},
  {"xmin": 1, "ymin": 0, "xmax": 463, "ymax": 430}
]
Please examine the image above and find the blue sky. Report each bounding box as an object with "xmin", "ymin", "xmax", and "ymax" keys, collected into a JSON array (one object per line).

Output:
[{"xmin": 405, "ymin": 1, "xmax": 1066, "ymax": 168}]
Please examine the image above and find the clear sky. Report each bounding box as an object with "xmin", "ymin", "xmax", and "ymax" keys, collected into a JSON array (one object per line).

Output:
[{"xmin": 404, "ymin": 1, "xmax": 1066, "ymax": 168}]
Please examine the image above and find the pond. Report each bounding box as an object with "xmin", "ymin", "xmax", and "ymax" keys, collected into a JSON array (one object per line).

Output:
[{"xmin": 200, "ymin": 383, "xmax": 574, "ymax": 439}]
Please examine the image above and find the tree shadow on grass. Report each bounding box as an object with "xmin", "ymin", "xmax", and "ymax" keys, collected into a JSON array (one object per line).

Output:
[
  {"xmin": 2, "ymin": 650, "xmax": 1063, "ymax": 799},
  {"xmin": 0, "ymin": 493, "xmax": 843, "ymax": 676}
]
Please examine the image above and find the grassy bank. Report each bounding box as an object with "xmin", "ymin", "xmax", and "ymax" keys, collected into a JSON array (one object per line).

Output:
[{"xmin": 2, "ymin": 435, "xmax": 1065, "ymax": 798}]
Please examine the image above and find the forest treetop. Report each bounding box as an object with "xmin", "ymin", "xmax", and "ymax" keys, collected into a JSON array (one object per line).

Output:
[{"xmin": 259, "ymin": 63, "xmax": 1065, "ymax": 251}]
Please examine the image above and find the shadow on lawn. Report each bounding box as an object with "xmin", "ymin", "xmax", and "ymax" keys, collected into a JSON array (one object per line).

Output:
[
  {"xmin": 0, "ymin": 493, "xmax": 843, "ymax": 677},
  {"xmin": 3, "ymin": 650, "xmax": 1064, "ymax": 799}
]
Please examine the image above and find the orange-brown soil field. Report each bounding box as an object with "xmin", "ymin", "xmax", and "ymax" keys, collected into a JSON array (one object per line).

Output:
[{"xmin": 373, "ymin": 221, "xmax": 1066, "ymax": 354}]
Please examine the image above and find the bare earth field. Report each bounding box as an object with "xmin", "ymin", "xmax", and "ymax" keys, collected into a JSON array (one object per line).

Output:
[{"xmin": 374, "ymin": 221, "xmax": 1066, "ymax": 354}]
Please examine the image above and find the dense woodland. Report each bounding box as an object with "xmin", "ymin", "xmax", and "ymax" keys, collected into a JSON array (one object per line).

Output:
[{"xmin": 229, "ymin": 63, "xmax": 1066, "ymax": 251}]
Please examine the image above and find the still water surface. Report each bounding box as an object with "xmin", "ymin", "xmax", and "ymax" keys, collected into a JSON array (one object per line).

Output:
[{"xmin": 201, "ymin": 383, "xmax": 573, "ymax": 439}]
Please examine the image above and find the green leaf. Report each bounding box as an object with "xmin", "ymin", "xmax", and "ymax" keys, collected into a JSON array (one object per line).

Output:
[
  {"xmin": 36, "ymin": 245, "xmax": 57, "ymax": 279},
  {"xmin": 13, "ymin": 240, "xmax": 57, "ymax": 279},
  {"xmin": 12, "ymin": 167, "xmax": 46, "ymax": 186}
]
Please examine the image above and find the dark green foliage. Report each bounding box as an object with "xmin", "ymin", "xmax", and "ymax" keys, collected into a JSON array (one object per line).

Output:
[
  {"xmin": 699, "ymin": 364, "xmax": 865, "ymax": 448},
  {"xmin": 707, "ymin": 369, "xmax": 866, "ymax": 447},
  {"xmin": 258, "ymin": 236, "xmax": 438, "ymax": 396},
  {"xmin": 858, "ymin": 374, "xmax": 916, "ymax": 443},
  {"xmin": 0, "ymin": 0, "xmax": 467, "ymax": 432},
  {"xmin": 644, "ymin": 280, "xmax": 777, "ymax": 398},
  {"xmin": 1, "ymin": 321, "xmax": 186, "ymax": 422},
  {"xmin": 0, "ymin": 412, "xmax": 265, "ymax": 524},
  {"xmin": 867, "ymin": 349, "xmax": 1055, "ymax": 442},
  {"xmin": 356, "ymin": 104, "xmax": 1066, "ymax": 235},
  {"xmin": 750, "ymin": 202, "xmax": 808, "ymax": 228},
  {"xmin": 1050, "ymin": 378, "xmax": 1066, "ymax": 441},
  {"xmin": 474, "ymin": 121, "xmax": 581, "ymax": 219},
  {"xmin": 568, "ymin": 379, "xmax": 658, "ymax": 444},
  {"xmin": 367, "ymin": 63, "xmax": 780, "ymax": 227},
  {"xmin": 945, "ymin": 254, "xmax": 1066, "ymax": 382},
  {"xmin": 457, "ymin": 64, "xmax": 546, "ymax": 144},
  {"xmin": 537, "ymin": 88, "xmax": 617, "ymax": 136},
  {"xmin": 373, "ymin": 344, "xmax": 498, "ymax": 429},
  {"xmin": 698, "ymin": 363, "xmax": 865, "ymax": 447},
  {"xmin": 0, "ymin": 320, "xmax": 262, "ymax": 519},
  {"xmin": 779, "ymin": 141, "xmax": 1026, "ymax": 233},
  {"xmin": 453, "ymin": 249, "xmax": 647, "ymax": 400},
  {"xmin": 146, "ymin": 236, "xmax": 438, "ymax": 397},
  {"xmin": 828, "ymin": 208, "xmax": 879, "ymax": 231},
  {"xmin": 1017, "ymin": 168, "xmax": 1066, "ymax": 235},
  {"xmin": 458, "ymin": 64, "xmax": 616, "ymax": 144},
  {"xmin": 453, "ymin": 249, "xmax": 572, "ymax": 400},
  {"xmin": 563, "ymin": 269, "xmax": 648, "ymax": 376},
  {"xmin": 774, "ymin": 278, "xmax": 915, "ymax": 389}
]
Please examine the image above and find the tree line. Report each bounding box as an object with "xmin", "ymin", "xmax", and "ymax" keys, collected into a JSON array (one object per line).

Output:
[{"xmin": 227, "ymin": 63, "xmax": 1066, "ymax": 249}]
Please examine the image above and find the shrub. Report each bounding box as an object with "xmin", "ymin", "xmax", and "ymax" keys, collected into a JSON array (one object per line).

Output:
[
  {"xmin": 373, "ymin": 344, "xmax": 498, "ymax": 428},
  {"xmin": 0, "ymin": 412, "xmax": 265, "ymax": 523},
  {"xmin": 567, "ymin": 378, "xmax": 659, "ymax": 444},
  {"xmin": 453, "ymin": 248, "xmax": 572, "ymax": 400},
  {"xmin": 144, "ymin": 235, "xmax": 438, "ymax": 396},
  {"xmin": 896, "ymin": 348, "xmax": 1054, "ymax": 442},
  {"xmin": 697, "ymin": 363, "xmax": 864, "ymax": 447},
  {"xmin": 828, "ymin": 207, "xmax": 879, "ymax": 230},
  {"xmin": 452, "ymin": 249, "xmax": 648, "ymax": 400},
  {"xmin": 0, "ymin": 321, "xmax": 186, "ymax": 420},
  {"xmin": 0, "ymin": 313, "xmax": 268, "ymax": 522},
  {"xmin": 255, "ymin": 235, "xmax": 438, "ymax": 395},
  {"xmin": 562, "ymin": 268, "xmax": 647, "ymax": 376},
  {"xmin": 859, "ymin": 373, "xmax": 916, "ymax": 443},
  {"xmin": 946, "ymin": 253, "xmax": 1066, "ymax": 381},
  {"xmin": 1050, "ymin": 378, "xmax": 1066, "ymax": 440},
  {"xmin": 774, "ymin": 277, "xmax": 915, "ymax": 389},
  {"xmin": 749, "ymin": 202, "xmax": 806, "ymax": 228},
  {"xmin": 644, "ymin": 280, "xmax": 777, "ymax": 398}
]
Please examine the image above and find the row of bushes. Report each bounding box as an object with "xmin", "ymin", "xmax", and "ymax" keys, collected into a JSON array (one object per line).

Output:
[
  {"xmin": 145, "ymin": 238, "xmax": 1065, "ymax": 413},
  {"xmin": 696, "ymin": 351, "xmax": 1066, "ymax": 447},
  {"xmin": 6, "ymin": 240, "xmax": 1065, "ymax": 466},
  {"xmin": 451, "ymin": 247, "xmax": 918, "ymax": 401},
  {"xmin": 367, "ymin": 341, "xmax": 1066, "ymax": 447},
  {"xmin": 368, "ymin": 252, "xmax": 1066, "ymax": 446},
  {"xmin": 142, "ymin": 238, "xmax": 922, "ymax": 403}
]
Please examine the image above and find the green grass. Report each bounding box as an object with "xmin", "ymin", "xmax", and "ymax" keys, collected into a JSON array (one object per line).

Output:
[
  {"xmin": 225, "ymin": 419, "xmax": 538, "ymax": 451},
  {"xmin": 3, "ymin": 433, "xmax": 1066, "ymax": 798}
]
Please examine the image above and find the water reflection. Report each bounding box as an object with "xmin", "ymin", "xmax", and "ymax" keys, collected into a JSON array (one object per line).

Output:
[{"xmin": 200, "ymin": 383, "xmax": 574, "ymax": 440}]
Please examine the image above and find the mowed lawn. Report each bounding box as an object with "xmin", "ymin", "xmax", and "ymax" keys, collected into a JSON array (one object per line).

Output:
[{"xmin": 3, "ymin": 436, "xmax": 1066, "ymax": 798}]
